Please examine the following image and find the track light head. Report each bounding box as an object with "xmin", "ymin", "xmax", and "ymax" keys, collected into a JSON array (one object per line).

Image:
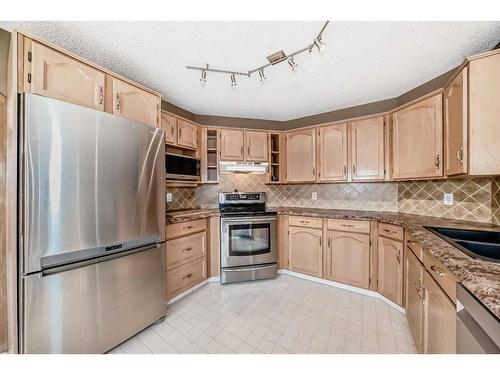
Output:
[
  {"xmin": 287, "ymin": 57, "xmax": 298, "ymax": 71},
  {"xmin": 314, "ymin": 37, "xmax": 327, "ymax": 52},
  {"xmin": 258, "ymin": 69, "xmax": 266, "ymax": 83},
  {"xmin": 200, "ymin": 69, "xmax": 207, "ymax": 85},
  {"xmin": 230, "ymin": 74, "xmax": 237, "ymax": 87}
]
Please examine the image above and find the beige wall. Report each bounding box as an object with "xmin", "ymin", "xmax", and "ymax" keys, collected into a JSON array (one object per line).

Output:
[{"xmin": 167, "ymin": 175, "xmax": 500, "ymax": 224}]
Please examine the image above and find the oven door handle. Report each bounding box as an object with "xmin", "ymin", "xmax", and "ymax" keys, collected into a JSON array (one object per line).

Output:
[{"xmin": 221, "ymin": 216, "xmax": 277, "ymax": 223}]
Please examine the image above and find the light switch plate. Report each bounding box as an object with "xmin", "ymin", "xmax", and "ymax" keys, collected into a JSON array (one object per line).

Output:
[
  {"xmin": 166, "ymin": 193, "xmax": 173, "ymax": 202},
  {"xmin": 312, "ymin": 192, "xmax": 318, "ymax": 200},
  {"xmin": 443, "ymin": 193, "xmax": 454, "ymax": 206}
]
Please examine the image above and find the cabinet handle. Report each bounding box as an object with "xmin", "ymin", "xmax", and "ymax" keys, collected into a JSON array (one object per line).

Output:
[
  {"xmin": 456, "ymin": 145, "xmax": 464, "ymax": 164},
  {"xmin": 430, "ymin": 265, "xmax": 444, "ymax": 277},
  {"xmin": 319, "ymin": 236, "xmax": 322, "ymax": 247},
  {"xmin": 299, "ymin": 220, "xmax": 310, "ymax": 224},
  {"xmin": 183, "ymin": 225, "xmax": 194, "ymax": 230},
  {"xmin": 98, "ymin": 86, "xmax": 104, "ymax": 105},
  {"xmin": 247, "ymin": 146, "xmax": 250, "ymax": 155},
  {"xmin": 328, "ymin": 236, "xmax": 331, "ymax": 248},
  {"xmin": 396, "ymin": 250, "xmax": 401, "ymax": 264},
  {"xmin": 352, "ymin": 164, "xmax": 356, "ymax": 175},
  {"xmin": 115, "ymin": 92, "xmax": 121, "ymax": 111},
  {"xmin": 182, "ymin": 273, "xmax": 193, "ymax": 280},
  {"xmin": 312, "ymin": 166, "xmax": 316, "ymax": 176},
  {"xmin": 171, "ymin": 126, "xmax": 175, "ymax": 137},
  {"xmin": 182, "ymin": 247, "xmax": 192, "ymax": 252},
  {"xmin": 241, "ymin": 146, "xmax": 244, "ymax": 155},
  {"xmin": 383, "ymin": 229, "xmax": 392, "ymax": 233},
  {"xmin": 407, "ymin": 240, "xmax": 416, "ymax": 246},
  {"xmin": 435, "ymin": 154, "xmax": 440, "ymax": 168},
  {"xmin": 343, "ymin": 165, "xmax": 347, "ymax": 175},
  {"xmin": 341, "ymin": 223, "xmax": 354, "ymax": 228}
]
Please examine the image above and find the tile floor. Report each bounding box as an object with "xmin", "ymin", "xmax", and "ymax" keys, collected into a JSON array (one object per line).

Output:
[{"xmin": 109, "ymin": 275, "xmax": 416, "ymax": 354}]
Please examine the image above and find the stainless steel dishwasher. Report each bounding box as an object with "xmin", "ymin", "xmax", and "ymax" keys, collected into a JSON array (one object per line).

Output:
[{"xmin": 456, "ymin": 283, "xmax": 500, "ymax": 353}]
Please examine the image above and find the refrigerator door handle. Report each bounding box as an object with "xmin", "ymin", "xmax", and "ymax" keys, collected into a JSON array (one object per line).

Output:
[{"xmin": 41, "ymin": 243, "xmax": 161, "ymax": 277}]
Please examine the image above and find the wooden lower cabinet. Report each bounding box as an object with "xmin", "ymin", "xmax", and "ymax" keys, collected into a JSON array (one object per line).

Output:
[
  {"xmin": 423, "ymin": 270, "xmax": 457, "ymax": 354},
  {"xmin": 325, "ymin": 230, "xmax": 370, "ymax": 289},
  {"xmin": 166, "ymin": 257, "xmax": 207, "ymax": 300},
  {"xmin": 405, "ymin": 247, "xmax": 425, "ymax": 353},
  {"xmin": 378, "ymin": 236, "xmax": 404, "ymax": 306},
  {"xmin": 288, "ymin": 226, "xmax": 322, "ymax": 277}
]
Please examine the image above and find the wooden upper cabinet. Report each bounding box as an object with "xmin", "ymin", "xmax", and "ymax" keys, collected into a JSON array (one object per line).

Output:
[
  {"xmin": 161, "ymin": 112, "xmax": 177, "ymax": 144},
  {"xmin": 245, "ymin": 131, "xmax": 268, "ymax": 162},
  {"xmin": 177, "ymin": 119, "xmax": 198, "ymax": 149},
  {"xmin": 317, "ymin": 124, "xmax": 348, "ymax": 181},
  {"xmin": 468, "ymin": 52, "xmax": 500, "ymax": 175},
  {"xmin": 423, "ymin": 270, "xmax": 456, "ymax": 354},
  {"xmin": 392, "ymin": 94, "xmax": 443, "ymax": 179},
  {"xmin": 325, "ymin": 230, "xmax": 370, "ymax": 289},
  {"xmin": 288, "ymin": 226, "xmax": 322, "ymax": 277},
  {"xmin": 378, "ymin": 236, "xmax": 404, "ymax": 306},
  {"xmin": 29, "ymin": 41, "xmax": 105, "ymax": 111},
  {"xmin": 286, "ymin": 129, "xmax": 317, "ymax": 182},
  {"xmin": 405, "ymin": 247, "xmax": 425, "ymax": 353},
  {"xmin": 444, "ymin": 67, "xmax": 468, "ymax": 176},
  {"xmin": 350, "ymin": 117, "xmax": 385, "ymax": 181},
  {"xmin": 112, "ymin": 78, "xmax": 159, "ymax": 127},
  {"xmin": 220, "ymin": 129, "xmax": 244, "ymax": 161}
]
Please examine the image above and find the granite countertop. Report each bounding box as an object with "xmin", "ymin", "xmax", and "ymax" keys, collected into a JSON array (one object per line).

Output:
[{"xmin": 165, "ymin": 207, "xmax": 500, "ymax": 319}]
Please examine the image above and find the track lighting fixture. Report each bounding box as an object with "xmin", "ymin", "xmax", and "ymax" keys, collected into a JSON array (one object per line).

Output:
[
  {"xmin": 258, "ymin": 69, "xmax": 266, "ymax": 82},
  {"xmin": 313, "ymin": 37, "xmax": 327, "ymax": 51},
  {"xmin": 186, "ymin": 21, "xmax": 329, "ymax": 87}
]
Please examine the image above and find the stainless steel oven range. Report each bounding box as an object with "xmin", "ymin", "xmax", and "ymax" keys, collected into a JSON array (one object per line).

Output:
[{"xmin": 219, "ymin": 192, "xmax": 278, "ymax": 284}]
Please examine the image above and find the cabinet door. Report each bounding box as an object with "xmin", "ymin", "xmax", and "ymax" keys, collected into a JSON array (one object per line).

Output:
[
  {"xmin": 405, "ymin": 248, "xmax": 424, "ymax": 353},
  {"xmin": 177, "ymin": 120, "xmax": 198, "ymax": 149},
  {"xmin": 220, "ymin": 129, "xmax": 244, "ymax": 161},
  {"xmin": 30, "ymin": 41, "xmax": 105, "ymax": 111},
  {"xmin": 112, "ymin": 78, "xmax": 159, "ymax": 127},
  {"xmin": 392, "ymin": 94, "xmax": 443, "ymax": 179},
  {"xmin": 325, "ymin": 230, "xmax": 370, "ymax": 289},
  {"xmin": 286, "ymin": 129, "xmax": 316, "ymax": 182},
  {"xmin": 161, "ymin": 112, "xmax": 177, "ymax": 144},
  {"xmin": 378, "ymin": 236, "xmax": 404, "ymax": 306},
  {"xmin": 423, "ymin": 271, "xmax": 456, "ymax": 354},
  {"xmin": 245, "ymin": 131, "xmax": 268, "ymax": 162},
  {"xmin": 444, "ymin": 67, "xmax": 468, "ymax": 176},
  {"xmin": 288, "ymin": 227, "xmax": 322, "ymax": 277},
  {"xmin": 317, "ymin": 124, "xmax": 348, "ymax": 181},
  {"xmin": 350, "ymin": 117, "xmax": 385, "ymax": 181}
]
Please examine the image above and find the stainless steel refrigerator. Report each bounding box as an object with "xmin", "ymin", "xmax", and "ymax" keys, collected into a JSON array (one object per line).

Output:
[{"xmin": 17, "ymin": 93, "xmax": 167, "ymax": 353}]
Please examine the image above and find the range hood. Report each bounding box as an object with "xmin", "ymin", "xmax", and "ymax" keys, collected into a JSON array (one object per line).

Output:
[{"xmin": 219, "ymin": 161, "xmax": 268, "ymax": 174}]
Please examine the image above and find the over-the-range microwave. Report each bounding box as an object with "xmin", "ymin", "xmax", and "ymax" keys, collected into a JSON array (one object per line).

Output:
[{"xmin": 166, "ymin": 153, "xmax": 200, "ymax": 180}]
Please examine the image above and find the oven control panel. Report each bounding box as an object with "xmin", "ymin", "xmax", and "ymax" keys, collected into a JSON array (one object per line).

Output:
[{"xmin": 219, "ymin": 192, "xmax": 266, "ymax": 204}]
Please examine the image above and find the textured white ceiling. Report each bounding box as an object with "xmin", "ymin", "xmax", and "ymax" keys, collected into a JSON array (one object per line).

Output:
[{"xmin": 1, "ymin": 21, "xmax": 499, "ymax": 121}]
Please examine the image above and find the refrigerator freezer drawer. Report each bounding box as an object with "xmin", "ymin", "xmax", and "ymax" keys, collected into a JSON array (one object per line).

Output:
[{"xmin": 20, "ymin": 244, "xmax": 167, "ymax": 354}]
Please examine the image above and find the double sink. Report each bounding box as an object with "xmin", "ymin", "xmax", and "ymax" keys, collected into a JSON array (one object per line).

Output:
[{"xmin": 425, "ymin": 226, "xmax": 500, "ymax": 264}]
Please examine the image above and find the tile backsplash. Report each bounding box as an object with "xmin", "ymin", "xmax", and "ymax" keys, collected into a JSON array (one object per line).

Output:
[{"xmin": 166, "ymin": 174, "xmax": 500, "ymax": 224}]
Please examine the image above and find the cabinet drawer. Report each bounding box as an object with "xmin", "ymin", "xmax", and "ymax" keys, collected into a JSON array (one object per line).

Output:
[
  {"xmin": 166, "ymin": 219, "xmax": 206, "ymax": 240},
  {"xmin": 405, "ymin": 230, "xmax": 423, "ymax": 261},
  {"xmin": 379, "ymin": 223, "xmax": 404, "ymax": 241},
  {"xmin": 167, "ymin": 257, "xmax": 207, "ymax": 300},
  {"xmin": 289, "ymin": 216, "xmax": 323, "ymax": 229},
  {"xmin": 423, "ymin": 250, "xmax": 456, "ymax": 303},
  {"xmin": 327, "ymin": 219, "xmax": 370, "ymax": 234},
  {"xmin": 166, "ymin": 231, "xmax": 206, "ymax": 271}
]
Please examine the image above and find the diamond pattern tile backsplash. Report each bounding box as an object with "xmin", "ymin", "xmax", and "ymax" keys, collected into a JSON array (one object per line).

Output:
[{"xmin": 166, "ymin": 174, "xmax": 500, "ymax": 224}]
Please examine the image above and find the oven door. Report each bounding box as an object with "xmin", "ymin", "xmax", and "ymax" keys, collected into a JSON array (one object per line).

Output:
[{"xmin": 221, "ymin": 216, "xmax": 277, "ymax": 268}]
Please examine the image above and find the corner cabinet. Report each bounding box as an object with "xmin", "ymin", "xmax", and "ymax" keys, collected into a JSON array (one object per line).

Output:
[
  {"xmin": 392, "ymin": 94, "xmax": 443, "ymax": 179},
  {"xmin": 317, "ymin": 123, "xmax": 348, "ymax": 181},
  {"xmin": 161, "ymin": 112, "xmax": 177, "ymax": 145},
  {"xmin": 350, "ymin": 116, "xmax": 385, "ymax": 181},
  {"xmin": 444, "ymin": 67, "xmax": 468, "ymax": 176},
  {"xmin": 378, "ymin": 235, "xmax": 404, "ymax": 306},
  {"xmin": 405, "ymin": 247, "xmax": 425, "ymax": 353},
  {"xmin": 286, "ymin": 129, "xmax": 317, "ymax": 182},
  {"xmin": 288, "ymin": 226, "xmax": 322, "ymax": 277},
  {"xmin": 177, "ymin": 119, "xmax": 198, "ymax": 149},
  {"xmin": 112, "ymin": 78, "xmax": 160, "ymax": 127},
  {"xmin": 29, "ymin": 41, "xmax": 106, "ymax": 111}
]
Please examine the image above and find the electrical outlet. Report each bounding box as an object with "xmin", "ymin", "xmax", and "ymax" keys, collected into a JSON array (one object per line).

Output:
[
  {"xmin": 166, "ymin": 193, "xmax": 173, "ymax": 202},
  {"xmin": 312, "ymin": 192, "xmax": 318, "ymax": 200},
  {"xmin": 443, "ymin": 193, "xmax": 454, "ymax": 206}
]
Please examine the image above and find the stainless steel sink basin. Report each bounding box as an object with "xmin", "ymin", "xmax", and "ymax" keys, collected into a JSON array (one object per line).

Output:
[{"xmin": 425, "ymin": 226, "xmax": 500, "ymax": 263}]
